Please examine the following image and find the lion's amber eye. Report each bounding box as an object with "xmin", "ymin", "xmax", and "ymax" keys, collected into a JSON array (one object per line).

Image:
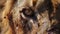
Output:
[
  {"xmin": 24, "ymin": 9, "xmax": 32, "ymax": 16},
  {"xmin": 22, "ymin": 7, "xmax": 34, "ymax": 17}
]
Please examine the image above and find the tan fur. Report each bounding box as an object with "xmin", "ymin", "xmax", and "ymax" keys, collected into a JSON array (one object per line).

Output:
[
  {"xmin": 2, "ymin": 0, "xmax": 14, "ymax": 34},
  {"xmin": 1, "ymin": 0, "xmax": 60, "ymax": 34}
]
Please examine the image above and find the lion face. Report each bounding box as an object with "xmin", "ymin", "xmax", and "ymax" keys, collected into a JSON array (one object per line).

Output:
[{"xmin": 0, "ymin": 0, "xmax": 60, "ymax": 34}]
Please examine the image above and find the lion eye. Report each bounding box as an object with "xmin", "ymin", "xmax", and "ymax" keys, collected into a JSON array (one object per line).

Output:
[{"xmin": 22, "ymin": 7, "xmax": 35, "ymax": 17}]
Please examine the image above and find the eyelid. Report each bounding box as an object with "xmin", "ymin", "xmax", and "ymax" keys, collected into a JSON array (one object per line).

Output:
[{"xmin": 21, "ymin": 13, "xmax": 27, "ymax": 19}]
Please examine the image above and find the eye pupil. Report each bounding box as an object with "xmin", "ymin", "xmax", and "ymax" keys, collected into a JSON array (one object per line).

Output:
[{"xmin": 22, "ymin": 7, "xmax": 34, "ymax": 17}]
